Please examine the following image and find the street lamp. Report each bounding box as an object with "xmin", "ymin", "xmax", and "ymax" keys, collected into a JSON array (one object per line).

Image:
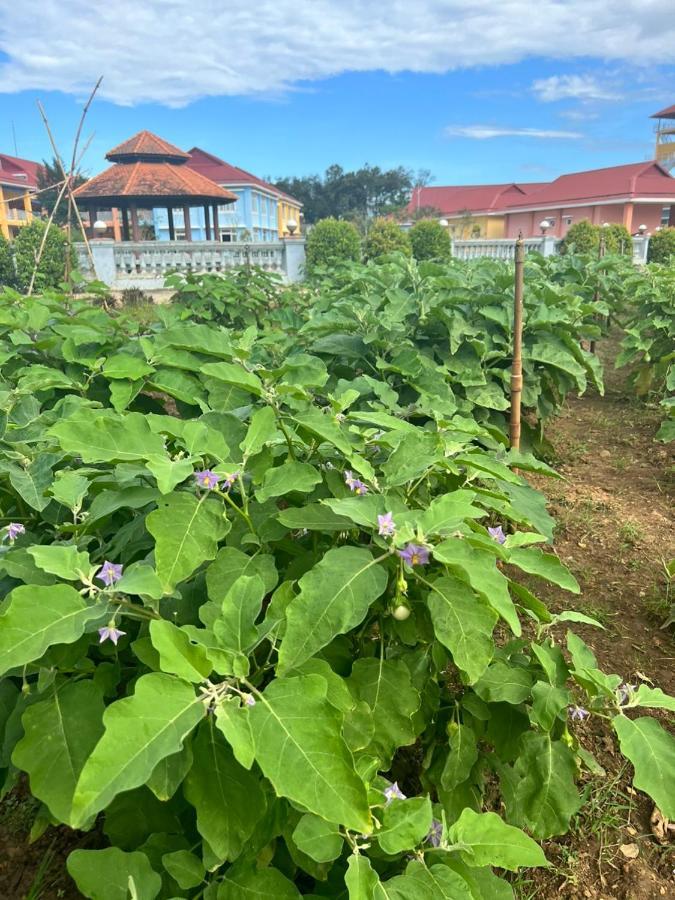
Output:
[
  {"xmin": 539, "ymin": 219, "xmax": 550, "ymax": 234},
  {"xmin": 439, "ymin": 218, "xmax": 449, "ymax": 228},
  {"xmin": 93, "ymin": 220, "xmax": 108, "ymax": 236},
  {"xmin": 286, "ymin": 218, "xmax": 298, "ymax": 236},
  {"xmin": 638, "ymin": 224, "xmax": 647, "ymax": 234}
]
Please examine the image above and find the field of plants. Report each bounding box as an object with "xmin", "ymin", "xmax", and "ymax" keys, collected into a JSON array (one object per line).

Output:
[{"xmin": 0, "ymin": 251, "xmax": 672, "ymax": 900}]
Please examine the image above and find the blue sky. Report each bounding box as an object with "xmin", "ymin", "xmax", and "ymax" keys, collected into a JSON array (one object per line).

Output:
[{"xmin": 1, "ymin": 1, "xmax": 673, "ymax": 186}]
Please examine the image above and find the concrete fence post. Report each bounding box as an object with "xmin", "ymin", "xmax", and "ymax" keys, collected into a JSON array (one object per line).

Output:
[
  {"xmin": 540, "ymin": 235, "xmax": 558, "ymax": 257},
  {"xmin": 283, "ymin": 237, "xmax": 306, "ymax": 282},
  {"xmin": 631, "ymin": 235, "xmax": 650, "ymax": 265},
  {"xmin": 90, "ymin": 240, "xmax": 117, "ymax": 284}
]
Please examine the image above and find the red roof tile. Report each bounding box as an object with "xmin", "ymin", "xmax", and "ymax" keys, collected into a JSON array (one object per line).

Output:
[
  {"xmin": 651, "ymin": 104, "xmax": 675, "ymax": 119},
  {"xmin": 0, "ymin": 153, "xmax": 42, "ymax": 189},
  {"xmin": 74, "ymin": 161, "xmax": 237, "ymax": 204},
  {"xmin": 503, "ymin": 161, "xmax": 675, "ymax": 210},
  {"xmin": 106, "ymin": 131, "xmax": 190, "ymax": 162},
  {"xmin": 406, "ymin": 182, "xmax": 545, "ymax": 217},
  {"xmin": 187, "ymin": 147, "xmax": 302, "ymax": 206}
]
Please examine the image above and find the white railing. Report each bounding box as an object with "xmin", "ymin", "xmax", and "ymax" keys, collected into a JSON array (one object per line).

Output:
[
  {"xmin": 451, "ymin": 237, "xmax": 557, "ymax": 260},
  {"xmin": 5, "ymin": 208, "xmax": 29, "ymax": 221}
]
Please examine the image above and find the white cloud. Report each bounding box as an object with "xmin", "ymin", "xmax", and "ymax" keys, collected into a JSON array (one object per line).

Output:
[
  {"xmin": 532, "ymin": 74, "xmax": 619, "ymax": 102},
  {"xmin": 445, "ymin": 126, "xmax": 582, "ymax": 140},
  {"xmin": 0, "ymin": 1, "xmax": 673, "ymax": 106}
]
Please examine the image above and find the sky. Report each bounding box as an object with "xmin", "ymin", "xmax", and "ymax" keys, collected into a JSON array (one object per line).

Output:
[{"xmin": 0, "ymin": 0, "xmax": 674, "ymax": 186}]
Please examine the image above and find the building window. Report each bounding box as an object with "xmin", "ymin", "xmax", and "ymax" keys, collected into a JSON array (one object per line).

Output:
[
  {"xmin": 251, "ymin": 193, "xmax": 259, "ymax": 213},
  {"xmin": 661, "ymin": 206, "xmax": 672, "ymax": 226},
  {"xmin": 174, "ymin": 229, "xmax": 186, "ymax": 241},
  {"xmin": 220, "ymin": 230, "xmax": 234, "ymax": 242},
  {"xmin": 563, "ymin": 216, "xmax": 573, "ymax": 226},
  {"xmin": 546, "ymin": 217, "xmax": 557, "ymax": 226}
]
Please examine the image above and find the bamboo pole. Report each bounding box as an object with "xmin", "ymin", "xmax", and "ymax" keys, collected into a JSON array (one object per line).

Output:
[
  {"xmin": 589, "ymin": 233, "xmax": 606, "ymax": 355},
  {"xmin": 510, "ymin": 236, "xmax": 525, "ymax": 450}
]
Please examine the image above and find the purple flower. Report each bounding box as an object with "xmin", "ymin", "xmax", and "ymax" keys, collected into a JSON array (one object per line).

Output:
[
  {"xmin": 96, "ymin": 561, "xmax": 123, "ymax": 587},
  {"xmin": 617, "ymin": 683, "xmax": 637, "ymax": 704},
  {"xmin": 488, "ymin": 525, "xmax": 506, "ymax": 545},
  {"xmin": 569, "ymin": 706, "xmax": 590, "ymax": 721},
  {"xmin": 383, "ymin": 781, "xmax": 406, "ymax": 805},
  {"xmin": 427, "ymin": 819, "xmax": 443, "ymax": 848},
  {"xmin": 377, "ymin": 512, "xmax": 396, "ymax": 537},
  {"xmin": 243, "ymin": 693, "xmax": 256, "ymax": 707},
  {"xmin": 398, "ymin": 543, "xmax": 430, "ymax": 566},
  {"xmin": 98, "ymin": 625, "xmax": 126, "ymax": 645},
  {"xmin": 344, "ymin": 470, "xmax": 368, "ymax": 495},
  {"xmin": 195, "ymin": 470, "xmax": 220, "ymax": 490},
  {"xmin": 6, "ymin": 523, "xmax": 25, "ymax": 542},
  {"xmin": 222, "ymin": 471, "xmax": 239, "ymax": 491}
]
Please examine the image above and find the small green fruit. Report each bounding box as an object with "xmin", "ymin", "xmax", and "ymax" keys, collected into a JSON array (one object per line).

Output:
[{"xmin": 392, "ymin": 604, "xmax": 411, "ymax": 621}]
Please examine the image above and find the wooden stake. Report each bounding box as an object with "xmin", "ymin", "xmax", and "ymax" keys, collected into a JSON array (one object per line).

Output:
[
  {"xmin": 590, "ymin": 234, "xmax": 606, "ymax": 354},
  {"xmin": 510, "ymin": 236, "xmax": 525, "ymax": 450}
]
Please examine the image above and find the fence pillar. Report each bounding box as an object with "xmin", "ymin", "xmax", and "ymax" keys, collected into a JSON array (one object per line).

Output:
[
  {"xmin": 540, "ymin": 235, "xmax": 558, "ymax": 257},
  {"xmin": 631, "ymin": 235, "xmax": 649, "ymax": 265},
  {"xmin": 90, "ymin": 240, "xmax": 116, "ymax": 285},
  {"xmin": 283, "ymin": 237, "xmax": 306, "ymax": 282}
]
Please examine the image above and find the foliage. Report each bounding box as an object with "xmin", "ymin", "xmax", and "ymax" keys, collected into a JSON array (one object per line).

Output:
[
  {"xmin": 274, "ymin": 164, "xmax": 414, "ymax": 224},
  {"xmin": 648, "ymin": 226, "xmax": 675, "ymax": 264},
  {"xmin": 408, "ymin": 220, "xmax": 451, "ymax": 261},
  {"xmin": 0, "ymin": 232, "xmax": 16, "ymax": 288},
  {"xmin": 0, "ymin": 270, "xmax": 672, "ymax": 900},
  {"xmin": 363, "ymin": 219, "xmax": 411, "ymax": 261},
  {"xmin": 602, "ymin": 223, "xmax": 632, "ymax": 256},
  {"xmin": 560, "ymin": 220, "xmax": 600, "ymax": 255},
  {"xmin": 616, "ymin": 263, "xmax": 675, "ymax": 441},
  {"xmin": 305, "ymin": 218, "xmax": 361, "ymax": 274},
  {"xmin": 12, "ymin": 220, "xmax": 70, "ymax": 292},
  {"xmin": 36, "ymin": 156, "xmax": 86, "ymax": 227}
]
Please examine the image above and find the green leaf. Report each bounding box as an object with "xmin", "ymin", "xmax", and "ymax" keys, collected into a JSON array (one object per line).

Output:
[
  {"xmin": 442, "ymin": 859, "xmax": 514, "ymax": 900},
  {"xmin": 612, "ymin": 716, "xmax": 675, "ymax": 818},
  {"xmin": 631, "ymin": 685, "xmax": 675, "ymax": 712},
  {"xmin": 149, "ymin": 619, "xmax": 213, "ymax": 683},
  {"xmin": 102, "ymin": 354, "xmax": 155, "ymax": 380},
  {"xmin": 12, "ymin": 681, "xmax": 104, "ymax": 823},
  {"xmin": 184, "ymin": 719, "xmax": 267, "ymax": 862},
  {"xmin": 212, "ymin": 575, "xmax": 265, "ymax": 674},
  {"xmin": 67, "ymin": 848, "xmax": 161, "ymax": 900},
  {"xmin": 146, "ymin": 742, "xmax": 193, "ymax": 801},
  {"xmin": 433, "ymin": 539, "xmax": 520, "ymax": 635},
  {"xmin": 441, "ymin": 723, "xmax": 478, "ymax": 790},
  {"xmin": 200, "ymin": 361, "xmax": 264, "ymax": 396},
  {"xmin": 530, "ymin": 681, "xmax": 570, "ymax": 732},
  {"xmin": 27, "ymin": 544, "xmax": 91, "ymax": 582},
  {"xmin": 278, "ymin": 547, "xmax": 387, "ymax": 674},
  {"xmin": 217, "ymin": 863, "xmax": 301, "ymax": 900},
  {"xmin": 427, "ymin": 575, "xmax": 497, "ymax": 684},
  {"xmin": 4, "ymin": 453, "xmax": 56, "ymax": 511},
  {"xmin": 145, "ymin": 454, "xmax": 194, "ymax": 494},
  {"xmin": 474, "ymin": 661, "xmax": 533, "ymax": 705},
  {"xmin": 348, "ymin": 658, "xmax": 420, "ymax": 765},
  {"xmin": 507, "ymin": 733, "xmax": 581, "ymax": 838},
  {"xmin": 240, "ymin": 406, "xmax": 279, "ymax": 458},
  {"xmin": 292, "ymin": 813, "xmax": 343, "ymax": 863},
  {"xmin": 115, "ymin": 563, "xmax": 164, "ymax": 599},
  {"xmin": 146, "ymin": 492, "xmax": 230, "ymax": 591},
  {"xmin": 409, "ymin": 490, "xmax": 485, "ymax": 535},
  {"xmin": 248, "ymin": 674, "xmax": 371, "ymax": 833},
  {"xmin": 0, "ymin": 585, "xmax": 106, "ymax": 677},
  {"xmin": 215, "ymin": 698, "xmax": 255, "ymax": 770},
  {"xmin": 50, "ymin": 471, "xmax": 89, "ymax": 509},
  {"xmin": 162, "ymin": 850, "xmax": 205, "ymax": 890},
  {"xmin": 278, "ymin": 503, "xmax": 353, "ymax": 532},
  {"xmin": 346, "ymin": 854, "xmax": 380, "ymax": 899},
  {"xmin": 292, "ymin": 407, "xmax": 353, "ymax": 455},
  {"xmin": 206, "ymin": 547, "xmax": 278, "ymax": 605},
  {"xmin": 256, "ymin": 461, "xmax": 322, "ymax": 502},
  {"xmin": 448, "ymin": 809, "xmax": 548, "ymax": 871},
  {"xmin": 50, "ymin": 411, "xmax": 166, "ymax": 462},
  {"xmin": 71, "ymin": 673, "xmax": 204, "ymax": 827},
  {"xmin": 378, "ymin": 796, "xmax": 432, "ymax": 854},
  {"xmin": 375, "ymin": 861, "xmax": 473, "ymax": 899},
  {"xmin": 507, "ymin": 548, "xmax": 580, "ymax": 594}
]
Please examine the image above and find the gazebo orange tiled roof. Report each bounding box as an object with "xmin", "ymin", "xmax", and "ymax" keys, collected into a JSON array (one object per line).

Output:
[{"xmin": 74, "ymin": 130, "xmax": 237, "ymax": 241}]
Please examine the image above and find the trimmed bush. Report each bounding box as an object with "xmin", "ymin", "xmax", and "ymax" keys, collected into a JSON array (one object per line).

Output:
[
  {"xmin": 0, "ymin": 233, "xmax": 16, "ymax": 288},
  {"xmin": 13, "ymin": 220, "xmax": 74, "ymax": 292},
  {"xmin": 408, "ymin": 220, "xmax": 451, "ymax": 261},
  {"xmin": 363, "ymin": 218, "xmax": 411, "ymax": 261},
  {"xmin": 560, "ymin": 220, "xmax": 599, "ymax": 255},
  {"xmin": 648, "ymin": 227, "xmax": 675, "ymax": 264},
  {"xmin": 603, "ymin": 223, "xmax": 632, "ymax": 255},
  {"xmin": 305, "ymin": 218, "xmax": 361, "ymax": 274}
]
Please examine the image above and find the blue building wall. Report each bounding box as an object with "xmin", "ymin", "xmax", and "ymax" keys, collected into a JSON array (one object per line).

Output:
[{"xmin": 152, "ymin": 186, "xmax": 279, "ymax": 242}]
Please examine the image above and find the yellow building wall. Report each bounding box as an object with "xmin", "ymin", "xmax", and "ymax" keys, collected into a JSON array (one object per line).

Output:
[
  {"xmin": 277, "ymin": 199, "xmax": 302, "ymax": 237},
  {"xmin": 0, "ymin": 185, "xmax": 34, "ymax": 240},
  {"xmin": 446, "ymin": 215, "xmax": 505, "ymax": 239}
]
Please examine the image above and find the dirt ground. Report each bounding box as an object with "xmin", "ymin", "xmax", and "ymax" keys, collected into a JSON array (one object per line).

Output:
[{"xmin": 0, "ymin": 335, "xmax": 673, "ymax": 900}]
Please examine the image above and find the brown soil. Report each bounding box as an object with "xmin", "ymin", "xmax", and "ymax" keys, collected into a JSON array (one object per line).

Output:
[{"xmin": 0, "ymin": 335, "xmax": 672, "ymax": 900}]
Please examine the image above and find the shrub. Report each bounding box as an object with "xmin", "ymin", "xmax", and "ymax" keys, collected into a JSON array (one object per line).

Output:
[
  {"xmin": 0, "ymin": 232, "xmax": 16, "ymax": 288},
  {"xmin": 560, "ymin": 219, "xmax": 599, "ymax": 255},
  {"xmin": 603, "ymin": 223, "xmax": 632, "ymax": 255},
  {"xmin": 305, "ymin": 217, "xmax": 361, "ymax": 274},
  {"xmin": 408, "ymin": 220, "xmax": 451, "ymax": 261},
  {"xmin": 648, "ymin": 227, "xmax": 675, "ymax": 264},
  {"xmin": 13, "ymin": 219, "xmax": 71, "ymax": 291},
  {"xmin": 363, "ymin": 218, "xmax": 411, "ymax": 260}
]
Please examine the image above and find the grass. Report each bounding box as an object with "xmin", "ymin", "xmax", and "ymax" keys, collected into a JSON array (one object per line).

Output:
[{"xmin": 618, "ymin": 522, "xmax": 643, "ymax": 547}]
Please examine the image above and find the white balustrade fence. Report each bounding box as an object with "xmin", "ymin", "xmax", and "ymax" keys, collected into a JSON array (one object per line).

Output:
[{"xmin": 451, "ymin": 235, "xmax": 650, "ymax": 264}]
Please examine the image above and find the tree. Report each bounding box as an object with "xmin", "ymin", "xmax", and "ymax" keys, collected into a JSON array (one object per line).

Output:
[
  {"xmin": 647, "ymin": 227, "xmax": 675, "ymax": 264},
  {"xmin": 36, "ymin": 156, "xmax": 86, "ymax": 226},
  {"xmin": 560, "ymin": 219, "xmax": 599, "ymax": 255},
  {"xmin": 0, "ymin": 233, "xmax": 16, "ymax": 288},
  {"xmin": 305, "ymin": 218, "xmax": 361, "ymax": 274},
  {"xmin": 603, "ymin": 224, "xmax": 632, "ymax": 255},
  {"xmin": 13, "ymin": 220, "xmax": 70, "ymax": 292},
  {"xmin": 274, "ymin": 164, "xmax": 414, "ymax": 224},
  {"xmin": 409, "ymin": 220, "xmax": 451, "ymax": 261},
  {"xmin": 363, "ymin": 218, "xmax": 411, "ymax": 261}
]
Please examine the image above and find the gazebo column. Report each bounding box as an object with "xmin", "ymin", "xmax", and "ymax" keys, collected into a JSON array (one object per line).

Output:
[
  {"xmin": 88, "ymin": 208, "xmax": 97, "ymax": 237},
  {"xmin": 212, "ymin": 204, "xmax": 220, "ymax": 242},
  {"xmin": 129, "ymin": 204, "xmax": 141, "ymax": 242},
  {"xmin": 204, "ymin": 204, "xmax": 211, "ymax": 241},
  {"xmin": 167, "ymin": 207, "xmax": 175, "ymax": 241},
  {"xmin": 121, "ymin": 208, "xmax": 131, "ymax": 241},
  {"xmin": 183, "ymin": 204, "xmax": 192, "ymax": 242}
]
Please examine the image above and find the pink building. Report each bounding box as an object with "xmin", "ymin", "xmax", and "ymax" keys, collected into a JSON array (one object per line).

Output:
[{"xmin": 502, "ymin": 161, "xmax": 675, "ymax": 239}]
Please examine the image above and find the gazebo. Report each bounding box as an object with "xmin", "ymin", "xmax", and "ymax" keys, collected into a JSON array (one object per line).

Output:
[{"xmin": 74, "ymin": 130, "xmax": 237, "ymax": 241}]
